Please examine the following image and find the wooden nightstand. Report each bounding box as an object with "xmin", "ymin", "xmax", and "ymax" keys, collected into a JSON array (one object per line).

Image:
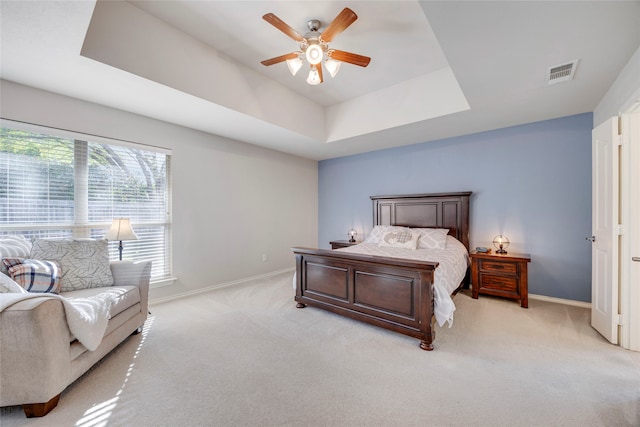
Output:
[
  {"xmin": 330, "ymin": 240, "xmax": 358, "ymax": 250},
  {"xmin": 470, "ymin": 251, "xmax": 531, "ymax": 308}
]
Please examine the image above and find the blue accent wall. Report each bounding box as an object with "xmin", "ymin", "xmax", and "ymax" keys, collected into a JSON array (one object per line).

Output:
[{"xmin": 318, "ymin": 113, "xmax": 593, "ymax": 302}]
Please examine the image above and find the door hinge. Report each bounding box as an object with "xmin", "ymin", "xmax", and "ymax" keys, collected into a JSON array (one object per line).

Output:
[
  {"xmin": 617, "ymin": 135, "xmax": 623, "ymax": 146},
  {"xmin": 617, "ymin": 314, "xmax": 624, "ymax": 326},
  {"xmin": 618, "ymin": 224, "xmax": 623, "ymax": 235}
]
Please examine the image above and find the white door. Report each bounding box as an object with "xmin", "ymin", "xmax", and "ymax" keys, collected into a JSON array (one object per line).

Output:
[
  {"xmin": 623, "ymin": 112, "xmax": 640, "ymax": 350},
  {"xmin": 591, "ymin": 117, "xmax": 619, "ymax": 344}
]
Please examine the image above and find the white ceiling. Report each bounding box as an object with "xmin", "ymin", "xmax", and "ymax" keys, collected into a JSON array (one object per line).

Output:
[{"xmin": 1, "ymin": 1, "xmax": 639, "ymax": 160}]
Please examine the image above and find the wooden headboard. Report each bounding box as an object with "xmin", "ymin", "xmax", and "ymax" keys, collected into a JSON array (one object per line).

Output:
[{"xmin": 371, "ymin": 192, "xmax": 472, "ymax": 251}]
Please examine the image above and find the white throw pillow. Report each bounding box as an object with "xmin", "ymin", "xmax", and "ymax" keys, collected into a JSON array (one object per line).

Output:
[
  {"xmin": 30, "ymin": 238, "xmax": 114, "ymax": 292},
  {"xmin": 364, "ymin": 225, "xmax": 410, "ymax": 245},
  {"xmin": 415, "ymin": 228, "xmax": 449, "ymax": 250},
  {"xmin": 378, "ymin": 230, "xmax": 419, "ymax": 250}
]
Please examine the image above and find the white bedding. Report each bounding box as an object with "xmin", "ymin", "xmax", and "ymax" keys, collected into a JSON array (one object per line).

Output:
[{"xmin": 330, "ymin": 235, "xmax": 469, "ymax": 328}]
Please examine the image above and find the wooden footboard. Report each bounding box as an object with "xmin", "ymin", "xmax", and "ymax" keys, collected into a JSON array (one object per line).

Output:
[{"xmin": 292, "ymin": 247, "xmax": 438, "ymax": 350}]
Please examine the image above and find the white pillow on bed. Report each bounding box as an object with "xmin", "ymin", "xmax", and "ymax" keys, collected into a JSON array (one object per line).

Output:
[
  {"xmin": 364, "ymin": 225, "xmax": 409, "ymax": 245},
  {"xmin": 414, "ymin": 228, "xmax": 449, "ymax": 250},
  {"xmin": 378, "ymin": 230, "xmax": 419, "ymax": 250}
]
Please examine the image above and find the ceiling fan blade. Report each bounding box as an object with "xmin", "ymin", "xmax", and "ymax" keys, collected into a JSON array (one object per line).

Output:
[
  {"xmin": 261, "ymin": 52, "xmax": 299, "ymax": 66},
  {"xmin": 315, "ymin": 63, "xmax": 323, "ymax": 83},
  {"xmin": 321, "ymin": 8, "xmax": 358, "ymax": 43},
  {"xmin": 329, "ymin": 50, "xmax": 371, "ymax": 67},
  {"xmin": 263, "ymin": 13, "xmax": 305, "ymax": 42}
]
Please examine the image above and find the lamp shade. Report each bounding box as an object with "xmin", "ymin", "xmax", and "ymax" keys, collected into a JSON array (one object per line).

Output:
[
  {"xmin": 306, "ymin": 67, "xmax": 322, "ymax": 85},
  {"xmin": 324, "ymin": 58, "xmax": 341, "ymax": 77},
  {"xmin": 106, "ymin": 218, "xmax": 138, "ymax": 241},
  {"xmin": 492, "ymin": 235, "xmax": 509, "ymax": 254},
  {"xmin": 286, "ymin": 57, "xmax": 303, "ymax": 76}
]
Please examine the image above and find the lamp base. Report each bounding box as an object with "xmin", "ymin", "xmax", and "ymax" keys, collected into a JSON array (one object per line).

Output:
[
  {"xmin": 348, "ymin": 237, "xmax": 356, "ymax": 243},
  {"xmin": 496, "ymin": 248, "xmax": 508, "ymax": 254}
]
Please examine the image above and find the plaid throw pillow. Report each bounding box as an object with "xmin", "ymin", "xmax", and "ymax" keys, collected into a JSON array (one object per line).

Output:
[
  {"xmin": 0, "ymin": 235, "xmax": 32, "ymax": 276},
  {"xmin": 2, "ymin": 258, "xmax": 61, "ymax": 294}
]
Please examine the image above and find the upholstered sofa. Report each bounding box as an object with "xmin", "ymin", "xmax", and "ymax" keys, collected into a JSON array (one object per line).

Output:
[{"xmin": 0, "ymin": 237, "xmax": 151, "ymax": 417}]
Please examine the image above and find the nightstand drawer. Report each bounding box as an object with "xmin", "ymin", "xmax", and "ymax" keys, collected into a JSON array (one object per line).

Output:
[
  {"xmin": 480, "ymin": 260, "xmax": 517, "ymax": 274},
  {"xmin": 479, "ymin": 274, "xmax": 518, "ymax": 293}
]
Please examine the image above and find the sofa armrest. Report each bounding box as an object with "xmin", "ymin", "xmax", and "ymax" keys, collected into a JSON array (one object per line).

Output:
[
  {"xmin": 110, "ymin": 260, "xmax": 152, "ymax": 318},
  {"xmin": 0, "ymin": 297, "xmax": 71, "ymax": 406}
]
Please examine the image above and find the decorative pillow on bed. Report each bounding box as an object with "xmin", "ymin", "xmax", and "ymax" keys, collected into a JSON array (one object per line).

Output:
[
  {"xmin": 378, "ymin": 230, "xmax": 419, "ymax": 250},
  {"xmin": 2, "ymin": 258, "xmax": 61, "ymax": 293},
  {"xmin": 30, "ymin": 238, "xmax": 113, "ymax": 292},
  {"xmin": 414, "ymin": 228, "xmax": 449, "ymax": 250},
  {"xmin": 0, "ymin": 235, "xmax": 32, "ymax": 275},
  {"xmin": 364, "ymin": 225, "xmax": 410, "ymax": 245}
]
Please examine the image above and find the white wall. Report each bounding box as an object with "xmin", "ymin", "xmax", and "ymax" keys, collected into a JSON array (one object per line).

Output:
[
  {"xmin": 0, "ymin": 80, "xmax": 318, "ymax": 301},
  {"xmin": 594, "ymin": 45, "xmax": 640, "ymax": 124}
]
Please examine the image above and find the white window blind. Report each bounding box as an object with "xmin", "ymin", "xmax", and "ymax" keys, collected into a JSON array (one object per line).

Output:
[{"xmin": 0, "ymin": 124, "xmax": 172, "ymax": 282}]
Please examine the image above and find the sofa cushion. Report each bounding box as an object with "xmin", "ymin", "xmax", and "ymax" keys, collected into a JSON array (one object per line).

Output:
[
  {"xmin": 30, "ymin": 239, "xmax": 114, "ymax": 292},
  {"xmin": 0, "ymin": 235, "xmax": 32, "ymax": 275},
  {"xmin": 2, "ymin": 258, "xmax": 61, "ymax": 294},
  {"xmin": 63, "ymin": 285, "xmax": 141, "ymax": 319},
  {"xmin": 63, "ymin": 285, "xmax": 141, "ymax": 346}
]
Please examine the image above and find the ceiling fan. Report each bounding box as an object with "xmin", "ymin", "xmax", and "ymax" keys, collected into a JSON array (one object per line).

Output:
[{"xmin": 260, "ymin": 7, "xmax": 371, "ymax": 85}]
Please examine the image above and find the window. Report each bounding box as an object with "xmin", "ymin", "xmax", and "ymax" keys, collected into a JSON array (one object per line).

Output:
[{"xmin": 0, "ymin": 121, "xmax": 172, "ymax": 283}]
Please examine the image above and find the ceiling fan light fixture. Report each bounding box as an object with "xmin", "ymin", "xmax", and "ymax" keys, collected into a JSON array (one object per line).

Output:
[
  {"xmin": 305, "ymin": 43, "xmax": 323, "ymax": 65},
  {"xmin": 286, "ymin": 57, "xmax": 303, "ymax": 76},
  {"xmin": 261, "ymin": 8, "xmax": 370, "ymax": 86},
  {"xmin": 306, "ymin": 67, "xmax": 322, "ymax": 85},
  {"xmin": 324, "ymin": 58, "xmax": 341, "ymax": 78}
]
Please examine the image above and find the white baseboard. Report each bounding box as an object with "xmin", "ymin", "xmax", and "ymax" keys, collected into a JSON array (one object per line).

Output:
[
  {"xmin": 150, "ymin": 272, "xmax": 592, "ymax": 310},
  {"xmin": 149, "ymin": 268, "xmax": 294, "ymax": 306},
  {"xmin": 529, "ymin": 293, "xmax": 591, "ymax": 309}
]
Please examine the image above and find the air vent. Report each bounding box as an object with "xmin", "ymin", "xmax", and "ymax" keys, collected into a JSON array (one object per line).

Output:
[{"xmin": 546, "ymin": 59, "xmax": 578, "ymax": 85}]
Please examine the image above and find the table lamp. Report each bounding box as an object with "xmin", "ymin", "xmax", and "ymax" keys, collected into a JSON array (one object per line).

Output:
[
  {"xmin": 493, "ymin": 234, "xmax": 510, "ymax": 254},
  {"xmin": 106, "ymin": 218, "xmax": 138, "ymax": 260}
]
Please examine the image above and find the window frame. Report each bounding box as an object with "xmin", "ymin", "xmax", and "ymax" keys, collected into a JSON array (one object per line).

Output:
[{"xmin": 0, "ymin": 118, "xmax": 174, "ymax": 286}]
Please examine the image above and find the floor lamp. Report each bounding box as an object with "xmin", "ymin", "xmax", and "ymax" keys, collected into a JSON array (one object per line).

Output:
[{"xmin": 106, "ymin": 218, "xmax": 138, "ymax": 261}]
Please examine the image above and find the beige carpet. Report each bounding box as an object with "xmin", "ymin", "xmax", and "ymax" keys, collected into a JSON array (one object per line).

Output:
[{"xmin": 1, "ymin": 272, "xmax": 639, "ymax": 427}]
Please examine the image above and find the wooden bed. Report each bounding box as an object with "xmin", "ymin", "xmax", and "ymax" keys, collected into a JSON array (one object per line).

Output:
[{"xmin": 292, "ymin": 192, "xmax": 472, "ymax": 351}]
